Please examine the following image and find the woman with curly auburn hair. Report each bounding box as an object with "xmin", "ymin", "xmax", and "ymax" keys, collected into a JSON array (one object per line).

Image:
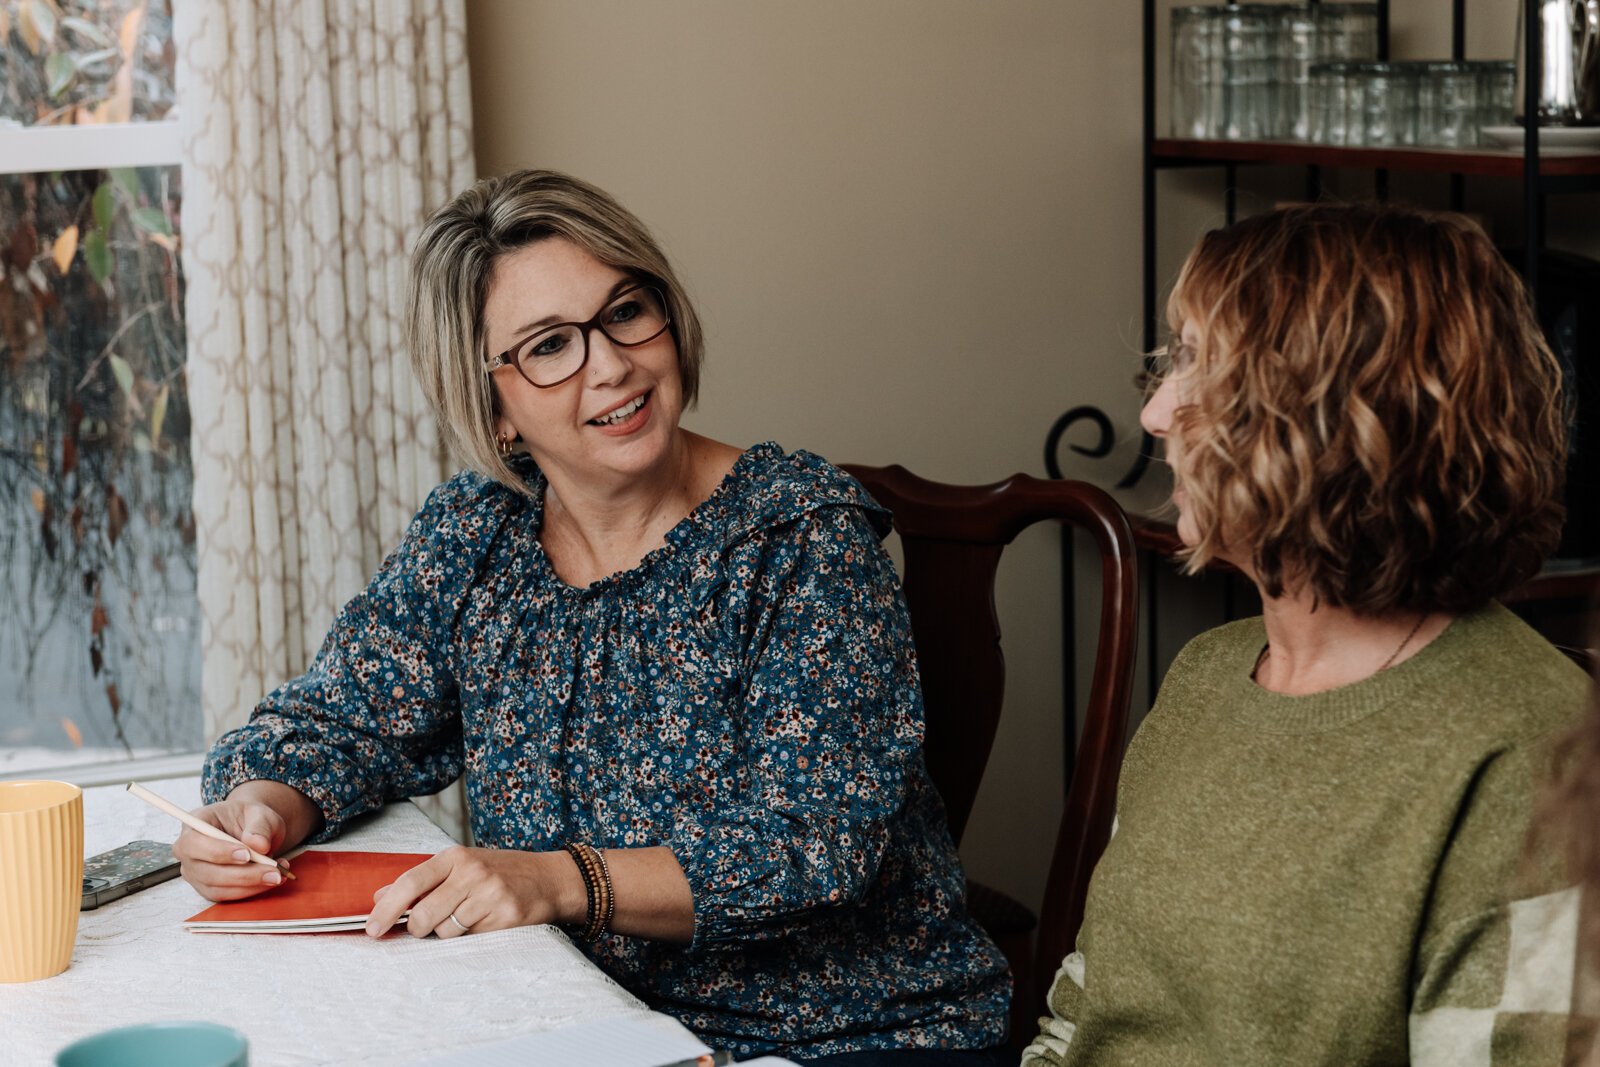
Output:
[{"xmin": 1025, "ymin": 203, "xmax": 1591, "ymax": 1067}]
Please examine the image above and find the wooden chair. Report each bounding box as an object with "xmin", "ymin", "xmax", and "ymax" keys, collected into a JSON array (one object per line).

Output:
[
  {"xmin": 842, "ymin": 464, "xmax": 1139, "ymax": 1047},
  {"xmin": 1556, "ymin": 644, "xmax": 1599, "ymax": 675}
]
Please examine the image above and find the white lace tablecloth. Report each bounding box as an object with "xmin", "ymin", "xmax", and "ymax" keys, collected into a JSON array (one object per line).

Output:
[{"xmin": 2, "ymin": 778, "xmax": 657, "ymax": 1066}]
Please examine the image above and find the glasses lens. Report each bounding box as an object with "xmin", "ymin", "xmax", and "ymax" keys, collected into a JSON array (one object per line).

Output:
[
  {"xmin": 515, "ymin": 324, "xmax": 586, "ymax": 386},
  {"xmin": 599, "ymin": 287, "xmax": 669, "ymax": 347},
  {"xmin": 1149, "ymin": 342, "xmax": 1198, "ymax": 383}
]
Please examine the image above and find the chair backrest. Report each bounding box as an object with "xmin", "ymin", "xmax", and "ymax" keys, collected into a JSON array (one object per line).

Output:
[
  {"xmin": 842, "ymin": 464, "xmax": 1139, "ymax": 998},
  {"xmin": 1557, "ymin": 644, "xmax": 1599, "ymax": 676}
]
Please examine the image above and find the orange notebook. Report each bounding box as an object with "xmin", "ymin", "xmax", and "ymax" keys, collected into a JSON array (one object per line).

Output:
[{"xmin": 183, "ymin": 850, "xmax": 433, "ymax": 933}]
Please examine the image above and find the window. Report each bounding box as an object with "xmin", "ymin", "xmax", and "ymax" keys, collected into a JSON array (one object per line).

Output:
[{"xmin": 0, "ymin": 0, "xmax": 195, "ymax": 781}]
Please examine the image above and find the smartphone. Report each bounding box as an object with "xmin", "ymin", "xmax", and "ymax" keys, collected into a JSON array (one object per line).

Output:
[{"xmin": 81, "ymin": 839, "xmax": 181, "ymax": 910}]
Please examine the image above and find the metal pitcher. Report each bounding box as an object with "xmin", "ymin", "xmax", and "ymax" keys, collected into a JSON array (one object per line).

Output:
[{"xmin": 1516, "ymin": 0, "xmax": 1600, "ymax": 125}]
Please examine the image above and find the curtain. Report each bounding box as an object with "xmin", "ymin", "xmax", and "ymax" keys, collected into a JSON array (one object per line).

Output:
[{"xmin": 175, "ymin": 1, "xmax": 476, "ymax": 838}]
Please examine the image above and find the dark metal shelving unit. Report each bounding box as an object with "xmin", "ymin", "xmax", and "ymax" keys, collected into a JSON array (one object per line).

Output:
[
  {"xmin": 1152, "ymin": 136, "xmax": 1600, "ymax": 177},
  {"xmin": 1047, "ymin": 0, "xmax": 1600, "ymax": 768},
  {"xmin": 1120, "ymin": 0, "xmax": 1600, "ymax": 493}
]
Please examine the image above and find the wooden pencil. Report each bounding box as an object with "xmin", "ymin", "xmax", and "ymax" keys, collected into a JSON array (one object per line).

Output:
[{"xmin": 126, "ymin": 781, "xmax": 296, "ymax": 881}]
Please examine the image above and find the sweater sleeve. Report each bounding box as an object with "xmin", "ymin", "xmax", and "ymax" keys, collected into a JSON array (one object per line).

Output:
[
  {"xmin": 669, "ymin": 504, "xmax": 926, "ymax": 949},
  {"xmin": 201, "ymin": 478, "xmax": 485, "ymax": 839},
  {"xmin": 1408, "ymin": 743, "xmax": 1585, "ymax": 1067},
  {"xmin": 1023, "ymin": 950, "xmax": 1087, "ymax": 1066}
]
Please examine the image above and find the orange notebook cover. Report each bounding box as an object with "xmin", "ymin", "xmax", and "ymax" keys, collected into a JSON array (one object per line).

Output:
[{"xmin": 183, "ymin": 850, "xmax": 433, "ymax": 933}]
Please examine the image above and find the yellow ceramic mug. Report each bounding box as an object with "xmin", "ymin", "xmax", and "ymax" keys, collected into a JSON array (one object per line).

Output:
[{"xmin": 0, "ymin": 780, "xmax": 84, "ymax": 983}]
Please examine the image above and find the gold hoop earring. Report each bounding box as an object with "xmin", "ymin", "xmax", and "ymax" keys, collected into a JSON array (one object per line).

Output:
[{"xmin": 497, "ymin": 433, "xmax": 516, "ymax": 457}]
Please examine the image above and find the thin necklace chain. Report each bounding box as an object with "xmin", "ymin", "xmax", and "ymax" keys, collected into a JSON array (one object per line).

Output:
[
  {"xmin": 1377, "ymin": 611, "xmax": 1430, "ymax": 672},
  {"xmin": 1255, "ymin": 611, "xmax": 1431, "ymax": 680}
]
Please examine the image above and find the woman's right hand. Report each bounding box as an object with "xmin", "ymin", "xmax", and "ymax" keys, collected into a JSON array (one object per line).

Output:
[{"xmin": 173, "ymin": 781, "xmax": 322, "ymax": 901}]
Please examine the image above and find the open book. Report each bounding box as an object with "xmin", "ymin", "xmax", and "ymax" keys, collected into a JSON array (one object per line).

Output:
[{"xmin": 184, "ymin": 850, "xmax": 432, "ymax": 932}]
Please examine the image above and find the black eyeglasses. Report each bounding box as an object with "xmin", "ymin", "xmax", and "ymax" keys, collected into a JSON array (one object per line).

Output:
[{"xmin": 486, "ymin": 284, "xmax": 672, "ymax": 389}]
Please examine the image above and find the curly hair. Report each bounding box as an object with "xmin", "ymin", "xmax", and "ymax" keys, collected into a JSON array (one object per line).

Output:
[{"xmin": 1162, "ymin": 202, "xmax": 1568, "ymax": 614}]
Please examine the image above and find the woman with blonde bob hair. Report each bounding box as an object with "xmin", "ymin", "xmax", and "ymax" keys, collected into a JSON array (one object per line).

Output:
[
  {"xmin": 175, "ymin": 170, "xmax": 1010, "ymax": 1064},
  {"xmin": 1026, "ymin": 203, "xmax": 1590, "ymax": 1067}
]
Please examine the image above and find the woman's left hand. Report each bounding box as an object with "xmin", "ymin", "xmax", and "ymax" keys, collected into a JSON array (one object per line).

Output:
[{"xmin": 363, "ymin": 845, "xmax": 583, "ymax": 939}]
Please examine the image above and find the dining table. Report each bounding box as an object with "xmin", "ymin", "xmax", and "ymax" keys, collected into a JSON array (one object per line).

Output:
[{"xmin": 1, "ymin": 777, "xmax": 697, "ymax": 1066}]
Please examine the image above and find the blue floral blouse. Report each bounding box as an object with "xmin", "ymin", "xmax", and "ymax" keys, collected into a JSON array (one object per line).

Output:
[{"xmin": 204, "ymin": 442, "xmax": 1010, "ymax": 1058}]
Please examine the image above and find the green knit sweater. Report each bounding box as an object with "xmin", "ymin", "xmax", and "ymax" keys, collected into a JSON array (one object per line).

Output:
[{"xmin": 1025, "ymin": 602, "xmax": 1589, "ymax": 1067}]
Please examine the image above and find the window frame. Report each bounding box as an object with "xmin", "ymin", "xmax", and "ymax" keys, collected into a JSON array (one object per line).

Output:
[{"xmin": 0, "ymin": 121, "xmax": 181, "ymax": 173}]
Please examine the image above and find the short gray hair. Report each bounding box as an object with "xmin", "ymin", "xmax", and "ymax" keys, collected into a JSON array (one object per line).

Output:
[{"xmin": 405, "ymin": 169, "xmax": 705, "ymax": 492}]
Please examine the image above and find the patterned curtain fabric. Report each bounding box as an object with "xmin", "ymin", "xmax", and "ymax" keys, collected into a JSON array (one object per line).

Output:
[{"xmin": 174, "ymin": 2, "xmax": 476, "ymax": 835}]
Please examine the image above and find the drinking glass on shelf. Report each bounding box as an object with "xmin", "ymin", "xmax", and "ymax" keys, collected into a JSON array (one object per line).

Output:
[
  {"xmin": 1309, "ymin": 62, "xmax": 1354, "ymax": 144},
  {"xmin": 1348, "ymin": 62, "xmax": 1417, "ymax": 147},
  {"xmin": 1415, "ymin": 61, "xmax": 1480, "ymax": 146},
  {"xmin": 1343, "ymin": 63, "xmax": 1368, "ymax": 146},
  {"xmin": 1171, "ymin": 5, "xmax": 1220, "ymax": 139},
  {"xmin": 1279, "ymin": 4, "xmax": 1319, "ymax": 140},
  {"xmin": 1471, "ymin": 59, "xmax": 1517, "ymax": 132},
  {"xmin": 1409, "ymin": 61, "xmax": 1433, "ymax": 144},
  {"xmin": 1219, "ymin": 4, "xmax": 1276, "ymax": 140},
  {"xmin": 1315, "ymin": 3, "xmax": 1380, "ymax": 62}
]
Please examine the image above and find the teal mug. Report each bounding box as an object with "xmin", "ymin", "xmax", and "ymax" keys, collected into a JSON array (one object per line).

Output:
[{"xmin": 56, "ymin": 1021, "xmax": 248, "ymax": 1067}]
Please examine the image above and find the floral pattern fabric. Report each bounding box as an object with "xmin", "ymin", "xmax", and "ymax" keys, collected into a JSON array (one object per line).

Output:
[{"xmin": 204, "ymin": 442, "xmax": 1010, "ymax": 1058}]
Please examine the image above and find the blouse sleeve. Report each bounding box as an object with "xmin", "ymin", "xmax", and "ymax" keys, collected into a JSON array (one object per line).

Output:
[
  {"xmin": 671, "ymin": 503, "xmax": 927, "ymax": 949},
  {"xmin": 201, "ymin": 484, "xmax": 474, "ymax": 841}
]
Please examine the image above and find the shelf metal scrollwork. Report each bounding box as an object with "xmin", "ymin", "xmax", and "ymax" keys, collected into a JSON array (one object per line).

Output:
[{"xmin": 1044, "ymin": 406, "xmax": 1156, "ymax": 489}]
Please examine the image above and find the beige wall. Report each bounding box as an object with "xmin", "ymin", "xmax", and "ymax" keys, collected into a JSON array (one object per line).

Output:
[{"xmin": 464, "ymin": 0, "xmax": 1600, "ymax": 918}]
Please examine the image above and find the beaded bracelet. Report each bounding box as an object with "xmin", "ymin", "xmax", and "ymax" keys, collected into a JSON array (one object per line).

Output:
[
  {"xmin": 592, "ymin": 845, "xmax": 614, "ymax": 935},
  {"xmin": 563, "ymin": 841, "xmax": 614, "ymax": 942}
]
